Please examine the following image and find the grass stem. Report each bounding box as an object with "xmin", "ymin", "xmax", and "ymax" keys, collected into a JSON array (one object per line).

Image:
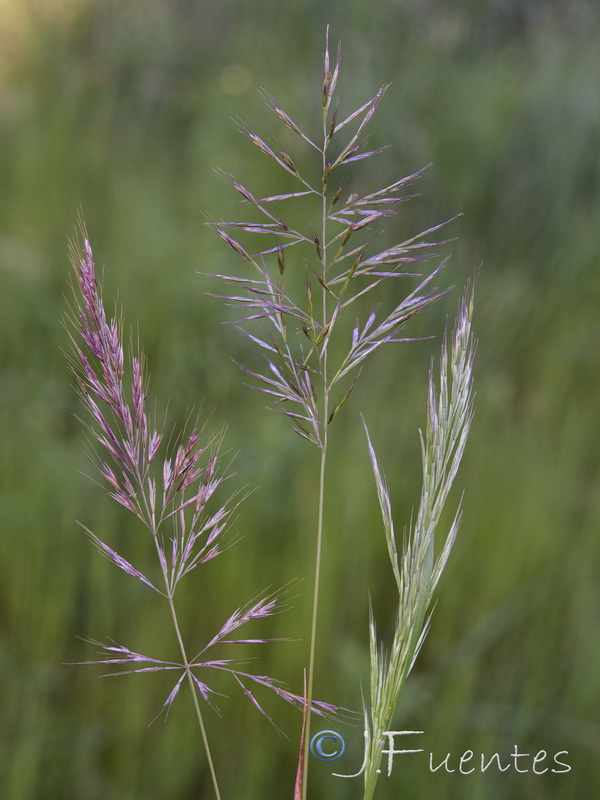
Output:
[
  {"xmin": 302, "ymin": 440, "xmax": 328, "ymax": 800},
  {"xmin": 167, "ymin": 595, "xmax": 222, "ymax": 800},
  {"xmin": 151, "ymin": 517, "xmax": 222, "ymax": 800},
  {"xmin": 301, "ymin": 105, "xmax": 332, "ymax": 799}
]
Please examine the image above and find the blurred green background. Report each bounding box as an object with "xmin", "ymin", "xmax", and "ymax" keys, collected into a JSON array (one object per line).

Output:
[{"xmin": 1, "ymin": 1, "xmax": 599, "ymax": 798}]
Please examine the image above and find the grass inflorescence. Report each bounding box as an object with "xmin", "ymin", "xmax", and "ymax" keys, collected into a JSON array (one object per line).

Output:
[
  {"xmin": 209, "ymin": 28, "xmax": 475, "ymax": 798},
  {"xmin": 65, "ymin": 222, "xmax": 339, "ymax": 800},
  {"xmin": 66, "ymin": 28, "xmax": 475, "ymax": 800}
]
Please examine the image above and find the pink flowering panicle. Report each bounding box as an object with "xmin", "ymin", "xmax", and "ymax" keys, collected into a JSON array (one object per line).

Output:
[{"xmin": 66, "ymin": 225, "xmax": 339, "ymax": 796}]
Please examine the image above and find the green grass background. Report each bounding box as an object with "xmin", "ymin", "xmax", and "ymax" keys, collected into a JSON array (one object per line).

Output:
[{"xmin": 1, "ymin": 1, "xmax": 599, "ymax": 798}]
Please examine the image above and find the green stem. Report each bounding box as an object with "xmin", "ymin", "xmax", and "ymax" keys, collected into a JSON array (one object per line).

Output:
[
  {"xmin": 146, "ymin": 513, "xmax": 223, "ymax": 800},
  {"xmin": 167, "ymin": 596, "xmax": 222, "ymax": 800},
  {"xmin": 301, "ymin": 105, "xmax": 331, "ymax": 800},
  {"xmin": 302, "ymin": 439, "xmax": 328, "ymax": 800}
]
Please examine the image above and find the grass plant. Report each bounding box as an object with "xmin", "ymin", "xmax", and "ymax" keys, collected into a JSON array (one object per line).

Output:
[
  {"xmin": 360, "ymin": 285, "xmax": 474, "ymax": 799},
  {"xmin": 208, "ymin": 28, "xmax": 475, "ymax": 799},
  {"xmin": 64, "ymin": 27, "xmax": 477, "ymax": 800},
  {"xmin": 66, "ymin": 226, "xmax": 336, "ymax": 800},
  {"xmin": 0, "ymin": 4, "xmax": 597, "ymax": 800}
]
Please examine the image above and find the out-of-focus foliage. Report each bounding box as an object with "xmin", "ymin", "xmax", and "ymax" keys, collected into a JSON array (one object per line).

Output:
[{"xmin": 1, "ymin": 1, "xmax": 599, "ymax": 798}]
